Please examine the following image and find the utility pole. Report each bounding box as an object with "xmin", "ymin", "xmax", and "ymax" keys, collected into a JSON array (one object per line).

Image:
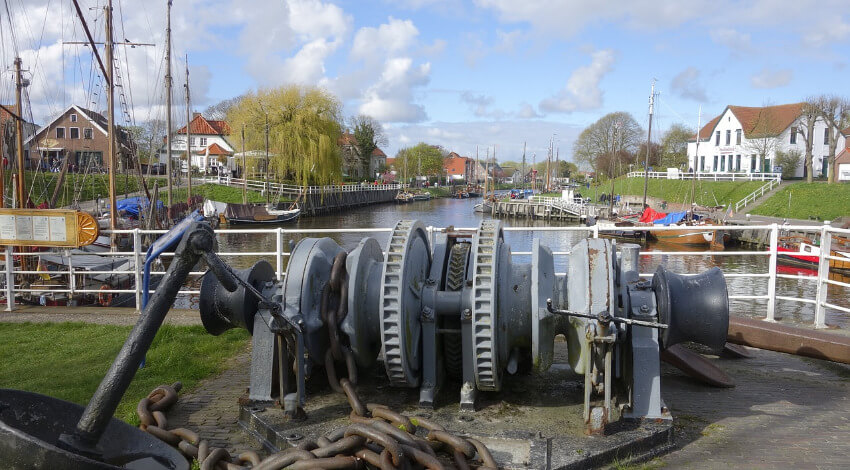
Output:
[
  {"xmin": 104, "ymin": 2, "xmax": 119, "ymax": 231},
  {"xmin": 609, "ymin": 121, "xmax": 621, "ymax": 217},
  {"xmin": 164, "ymin": 0, "xmax": 173, "ymax": 207},
  {"xmin": 642, "ymin": 79, "xmax": 656, "ymax": 208},
  {"xmin": 184, "ymin": 54, "xmax": 192, "ymax": 203},
  {"xmin": 14, "ymin": 58, "xmax": 26, "ymax": 208},
  {"xmin": 265, "ymin": 113, "xmax": 270, "ymax": 204},
  {"xmin": 241, "ymin": 125, "xmax": 247, "ymax": 204}
]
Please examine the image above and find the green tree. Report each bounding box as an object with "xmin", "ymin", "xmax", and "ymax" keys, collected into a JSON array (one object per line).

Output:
[
  {"xmin": 350, "ymin": 114, "xmax": 388, "ymax": 177},
  {"xmin": 395, "ymin": 143, "xmax": 445, "ymax": 183},
  {"xmin": 227, "ymin": 85, "xmax": 343, "ymax": 186},
  {"xmin": 659, "ymin": 123, "xmax": 693, "ymax": 170},
  {"xmin": 774, "ymin": 149, "xmax": 803, "ymax": 179}
]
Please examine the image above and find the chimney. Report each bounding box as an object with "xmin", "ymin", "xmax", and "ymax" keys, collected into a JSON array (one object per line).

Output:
[{"xmin": 193, "ymin": 112, "xmax": 201, "ymax": 120}]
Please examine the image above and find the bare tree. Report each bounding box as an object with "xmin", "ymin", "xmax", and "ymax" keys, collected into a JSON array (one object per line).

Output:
[
  {"xmin": 350, "ymin": 114, "xmax": 388, "ymax": 178},
  {"xmin": 572, "ymin": 112, "xmax": 643, "ymax": 174},
  {"xmin": 744, "ymin": 106, "xmax": 782, "ymax": 175},
  {"xmin": 795, "ymin": 100, "xmax": 821, "ymax": 182},
  {"xmin": 811, "ymin": 94, "xmax": 850, "ymax": 183},
  {"xmin": 204, "ymin": 95, "xmax": 244, "ymax": 120}
]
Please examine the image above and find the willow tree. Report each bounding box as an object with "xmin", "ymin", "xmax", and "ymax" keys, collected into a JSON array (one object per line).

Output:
[{"xmin": 227, "ymin": 85, "xmax": 343, "ymax": 187}]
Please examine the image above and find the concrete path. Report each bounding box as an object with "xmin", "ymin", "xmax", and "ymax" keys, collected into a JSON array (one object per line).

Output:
[{"xmin": 0, "ymin": 305, "xmax": 201, "ymax": 325}]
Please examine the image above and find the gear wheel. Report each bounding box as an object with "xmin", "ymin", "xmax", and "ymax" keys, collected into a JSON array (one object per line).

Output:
[
  {"xmin": 470, "ymin": 219, "xmax": 504, "ymax": 391},
  {"xmin": 443, "ymin": 241, "xmax": 470, "ymax": 380},
  {"xmin": 380, "ymin": 220, "xmax": 431, "ymax": 387}
]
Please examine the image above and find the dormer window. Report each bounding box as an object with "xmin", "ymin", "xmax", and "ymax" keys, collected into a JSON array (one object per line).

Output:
[{"xmin": 70, "ymin": 114, "xmax": 77, "ymax": 122}]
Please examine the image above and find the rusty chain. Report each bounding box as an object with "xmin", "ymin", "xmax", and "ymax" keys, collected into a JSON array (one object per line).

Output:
[{"xmin": 138, "ymin": 253, "xmax": 498, "ymax": 469}]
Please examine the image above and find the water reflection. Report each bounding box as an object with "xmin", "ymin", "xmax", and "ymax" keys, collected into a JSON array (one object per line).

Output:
[{"xmin": 211, "ymin": 198, "xmax": 848, "ymax": 328}]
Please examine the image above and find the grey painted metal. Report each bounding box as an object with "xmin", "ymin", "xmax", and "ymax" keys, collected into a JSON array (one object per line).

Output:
[
  {"xmin": 653, "ymin": 266, "xmax": 729, "ymax": 352},
  {"xmin": 343, "ymin": 237, "xmax": 384, "ymax": 368},
  {"xmin": 531, "ymin": 238, "xmax": 560, "ymax": 373},
  {"xmin": 380, "ymin": 220, "xmax": 431, "ymax": 387},
  {"xmin": 624, "ymin": 284, "xmax": 665, "ymax": 420},
  {"xmin": 470, "ymin": 219, "xmax": 503, "ymax": 391},
  {"xmin": 249, "ymin": 309, "xmax": 278, "ymax": 402},
  {"xmin": 419, "ymin": 237, "xmax": 450, "ymax": 407},
  {"xmin": 199, "ymin": 260, "xmax": 275, "ymax": 335}
]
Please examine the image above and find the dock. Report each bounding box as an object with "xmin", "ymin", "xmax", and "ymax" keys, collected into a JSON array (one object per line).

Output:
[{"xmin": 491, "ymin": 196, "xmax": 599, "ymax": 222}]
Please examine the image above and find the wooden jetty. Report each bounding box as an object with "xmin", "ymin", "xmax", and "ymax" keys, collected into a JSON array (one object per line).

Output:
[{"xmin": 491, "ymin": 197, "xmax": 598, "ymax": 222}]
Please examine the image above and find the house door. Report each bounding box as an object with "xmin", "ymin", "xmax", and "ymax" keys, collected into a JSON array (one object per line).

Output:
[
  {"xmin": 822, "ymin": 160, "xmax": 828, "ymax": 178},
  {"xmin": 763, "ymin": 158, "xmax": 771, "ymax": 173}
]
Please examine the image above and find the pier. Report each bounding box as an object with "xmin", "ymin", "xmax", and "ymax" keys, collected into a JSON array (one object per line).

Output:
[{"xmin": 491, "ymin": 196, "xmax": 598, "ymax": 221}]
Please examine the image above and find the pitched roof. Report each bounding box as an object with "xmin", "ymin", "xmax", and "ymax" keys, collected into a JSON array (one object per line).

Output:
[
  {"xmin": 24, "ymin": 104, "xmax": 132, "ymax": 148},
  {"xmin": 338, "ymin": 132, "xmax": 357, "ymax": 146},
  {"xmin": 694, "ymin": 103, "xmax": 805, "ymax": 141},
  {"xmin": 176, "ymin": 114, "xmax": 231, "ymax": 136},
  {"xmin": 836, "ymin": 148, "xmax": 850, "ymax": 165},
  {"xmin": 843, "ymin": 126, "xmax": 850, "ymax": 137},
  {"xmin": 206, "ymin": 142, "xmax": 231, "ymax": 155},
  {"xmin": 371, "ymin": 147, "xmax": 386, "ymax": 157},
  {"xmin": 444, "ymin": 156, "xmax": 470, "ymax": 175}
]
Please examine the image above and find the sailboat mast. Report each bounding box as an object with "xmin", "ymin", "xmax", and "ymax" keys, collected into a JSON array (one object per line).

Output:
[
  {"xmin": 692, "ymin": 106, "xmax": 701, "ymax": 207},
  {"xmin": 242, "ymin": 125, "xmax": 247, "ymax": 204},
  {"xmin": 13, "ymin": 58, "xmax": 25, "ymax": 208},
  {"xmin": 105, "ymin": 1, "xmax": 119, "ymax": 231},
  {"xmin": 521, "ymin": 141, "xmax": 526, "ymax": 192},
  {"xmin": 642, "ymin": 79, "xmax": 655, "ymax": 208},
  {"xmin": 165, "ymin": 0, "xmax": 174, "ymax": 207},
  {"xmin": 184, "ymin": 55, "xmax": 192, "ymax": 203},
  {"xmin": 475, "ymin": 145, "xmax": 479, "ymax": 185}
]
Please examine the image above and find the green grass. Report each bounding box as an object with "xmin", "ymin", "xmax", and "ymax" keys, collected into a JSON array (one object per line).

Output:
[
  {"xmin": 593, "ymin": 177, "xmax": 765, "ymax": 207},
  {"xmin": 422, "ymin": 186, "xmax": 452, "ymax": 198},
  {"xmin": 751, "ymin": 182, "xmax": 850, "ymax": 221},
  {"xmin": 0, "ymin": 322, "xmax": 249, "ymax": 424},
  {"xmin": 165, "ymin": 183, "xmax": 269, "ymax": 205},
  {"xmin": 24, "ymin": 172, "xmax": 166, "ymax": 208}
]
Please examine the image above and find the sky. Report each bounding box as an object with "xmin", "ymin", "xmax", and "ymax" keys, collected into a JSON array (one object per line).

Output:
[{"xmin": 1, "ymin": 0, "xmax": 848, "ymax": 165}]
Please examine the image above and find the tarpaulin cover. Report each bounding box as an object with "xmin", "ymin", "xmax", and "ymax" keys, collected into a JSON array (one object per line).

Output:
[
  {"xmin": 638, "ymin": 207, "xmax": 667, "ymax": 223},
  {"xmin": 116, "ymin": 197, "xmax": 163, "ymax": 217},
  {"xmin": 652, "ymin": 211, "xmax": 701, "ymax": 226}
]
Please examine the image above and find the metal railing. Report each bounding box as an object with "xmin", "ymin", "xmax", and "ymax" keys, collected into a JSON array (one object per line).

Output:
[
  {"xmin": 627, "ymin": 171, "xmax": 782, "ymax": 182},
  {"xmin": 527, "ymin": 196, "xmax": 598, "ymax": 218},
  {"xmin": 2, "ymin": 222, "xmax": 847, "ymax": 330},
  {"xmin": 734, "ymin": 178, "xmax": 782, "ymax": 213},
  {"xmin": 202, "ymin": 176, "xmax": 403, "ymax": 196}
]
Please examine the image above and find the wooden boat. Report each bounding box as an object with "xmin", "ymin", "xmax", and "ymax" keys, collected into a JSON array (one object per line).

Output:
[
  {"xmin": 224, "ymin": 203, "xmax": 300, "ymax": 225},
  {"xmin": 395, "ymin": 192, "xmax": 415, "ymax": 203},
  {"xmin": 473, "ymin": 202, "xmax": 492, "ymax": 213},
  {"xmin": 777, "ymin": 236, "xmax": 850, "ymax": 274},
  {"xmin": 411, "ymin": 192, "xmax": 432, "ymax": 201}
]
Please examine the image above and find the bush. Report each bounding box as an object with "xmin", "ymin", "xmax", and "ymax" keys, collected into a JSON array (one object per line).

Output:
[{"xmin": 774, "ymin": 149, "xmax": 802, "ymax": 179}]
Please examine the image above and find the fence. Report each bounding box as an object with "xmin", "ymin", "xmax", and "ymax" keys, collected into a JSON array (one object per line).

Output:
[
  {"xmin": 202, "ymin": 176, "xmax": 403, "ymax": 196},
  {"xmin": 2, "ymin": 223, "xmax": 847, "ymax": 330},
  {"xmin": 734, "ymin": 178, "xmax": 782, "ymax": 213},
  {"xmin": 627, "ymin": 171, "xmax": 782, "ymax": 182},
  {"xmin": 527, "ymin": 196, "xmax": 598, "ymax": 218}
]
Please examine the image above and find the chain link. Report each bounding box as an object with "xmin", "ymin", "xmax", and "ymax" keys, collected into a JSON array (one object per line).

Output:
[{"xmin": 138, "ymin": 253, "xmax": 499, "ymax": 469}]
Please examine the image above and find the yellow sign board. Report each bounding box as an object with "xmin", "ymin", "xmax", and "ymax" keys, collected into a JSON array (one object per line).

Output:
[{"xmin": 0, "ymin": 209, "xmax": 99, "ymax": 247}]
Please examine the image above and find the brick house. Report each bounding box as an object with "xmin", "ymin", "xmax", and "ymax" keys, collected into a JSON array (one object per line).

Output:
[
  {"xmin": 24, "ymin": 105, "xmax": 132, "ymax": 172},
  {"xmin": 338, "ymin": 132, "xmax": 387, "ymax": 179}
]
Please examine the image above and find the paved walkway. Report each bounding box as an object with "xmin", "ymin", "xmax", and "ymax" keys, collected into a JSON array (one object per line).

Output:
[{"xmin": 0, "ymin": 305, "xmax": 201, "ymax": 325}]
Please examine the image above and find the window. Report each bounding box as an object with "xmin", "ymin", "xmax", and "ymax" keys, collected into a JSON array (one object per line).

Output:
[
  {"xmin": 55, "ymin": 127, "xmax": 65, "ymax": 139},
  {"xmin": 700, "ymin": 156, "xmax": 705, "ymax": 172},
  {"xmin": 715, "ymin": 131, "xmax": 720, "ymax": 146},
  {"xmin": 824, "ymin": 127, "xmax": 830, "ymax": 145},
  {"xmin": 199, "ymin": 137, "xmax": 207, "ymax": 146},
  {"xmin": 70, "ymin": 127, "xmax": 79, "ymax": 139},
  {"xmin": 190, "ymin": 137, "xmax": 196, "ymax": 147},
  {"xmin": 735, "ymin": 155, "xmax": 741, "ymax": 171},
  {"xmin": 726, "ymin": 130, "xmax": 731, "ymax": 145},
  {"xmin": 790, "ymin": 127, "xmax": 797, "ymax": 144},
  {"xmin": 736, "ymin": 129, "xmax": 742, "ymax": 145},
  {"xmin": 720, "ymin": 155, "xmax": 726, "ymax": 172},
  {"xmin": 84, "ymin": 128, "xmax": 93, "ymax": 139},
  {"xmin": 713, "ymin": 155, "xmax": 718, "ymax": 171},
  {"xmin": 70, "ymin": 114, "xmax": 77, "ymax": 122},
  {"xmin": 750, "ymin": 155, "xmax": 757, "ymax": 172}
]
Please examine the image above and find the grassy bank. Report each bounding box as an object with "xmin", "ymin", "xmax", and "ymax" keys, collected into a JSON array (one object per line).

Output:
[
  {"xmin": 593, "ymin": 177, "xmax": 765, "ymax": 207},
  {"xmin": 422, "ymin": 186, "xmax": 453, "ymax": 198},
  {"xmin": 165, "ymin": 183, "xmax": 269, "ymax": 204},
  {"xmin": 751, "ymin": 183, "xmax": 850, "ymax": 221},
  {"xmin": 25, "ymin": 172, "xmax": 165, "ymax": 208},
  {"xmin": 0, "ymin": 322, "xmax": 249, "ymax": 424}
]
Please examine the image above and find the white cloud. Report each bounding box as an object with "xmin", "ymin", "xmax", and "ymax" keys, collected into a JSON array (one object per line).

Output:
[
  {"xmin": 802, "ymin": 20, "xmax": 850, "ymax": 48},
  {"xmin": 709, "ymin": 28, "xmax": 753, "ymax": 53},
  {"xmin": 517, "ymin": 103, "xmax": 542, "ymax": 119},
  {"xmin": 539, "ymin": 49, "xmax": 615, "ymax": 113},
  {"xmin": 351, "ymin": 17, "xmax": 419, "ymax": 61},
  {"xmin": 750, "ymin": 68, "xmax": 793, "ymax": 89},
  {"xmin": 670, "ymin": 67, "xmax": 708, "ymax": 102},
  {"xmin": 359, "ymin": 58, "xmax": 430, "ymax": 122}
]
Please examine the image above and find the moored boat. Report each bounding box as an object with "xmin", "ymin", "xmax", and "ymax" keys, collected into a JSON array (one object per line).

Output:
[
  {"xmin": 777, "ymin": 236, "xmax": 850, "ymax": 274},
  {"xmin": 224, "ymin": 203, "xmax": 300, "ymax": 225}
]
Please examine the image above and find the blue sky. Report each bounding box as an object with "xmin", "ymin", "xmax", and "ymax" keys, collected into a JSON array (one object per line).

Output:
[{"xmin": 3, "ymin": 0, "xmax": 849, "ymax": 164}]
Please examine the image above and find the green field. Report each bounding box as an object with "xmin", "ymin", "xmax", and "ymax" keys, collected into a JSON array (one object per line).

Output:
[
  {"xmin": 594, "ymin": 177, "xmax": 766, "ymax": 207},
  {"xmin": 164, "ymin": 183, "xmax": 269, "ymax": 204},
  {"xmin": 0, "ymin": 322, "xmax": 249, "ymax": 424},
  {"xmin": 751, "ymin": 183, "xmax": 850, "ymax": 221}
]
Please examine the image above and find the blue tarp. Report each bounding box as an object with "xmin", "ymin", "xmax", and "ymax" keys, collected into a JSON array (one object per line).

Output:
[
  {"xmin": 652, "ymin": 211, "xmax": 701, "ymax": 226},
  {"xmin": 116, "ymin": 197, "xmax": 163, "ymax": 217}
]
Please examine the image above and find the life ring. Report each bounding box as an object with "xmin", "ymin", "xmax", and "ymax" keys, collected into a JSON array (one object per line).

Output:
[{"xmin": 98, "ymin": 285, "xmax": 114, "ymax": 307}]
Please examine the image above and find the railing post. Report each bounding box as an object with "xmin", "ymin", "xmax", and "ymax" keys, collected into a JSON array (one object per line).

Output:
[
  {"xmin": 592, "ymin": 224, "xmax": 599, "ymax": 239},
  {"xmin": 765, "ymin": 223, "xmax": 778, "ymax": 322},
  {"xmin": 276, "ymin": 228, "xmax": 284, "ymax": 281},
  {"xmin": 814, "ymin": 222, "xmax": 831, "ymax": 328},
  {"xmin": 68, "ymin": 251, "xmax": 75, "ymax": 299},
  {"xmin": 133, "ymin": 229, "xmax": 143, "ymax": 313},
  {"xmin": 5, "ymin": 246, "xmax": 14, "ymax": 312}
]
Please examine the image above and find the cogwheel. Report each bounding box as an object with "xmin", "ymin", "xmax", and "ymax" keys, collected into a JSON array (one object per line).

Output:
[
  {"xmin": 443, "ymin": 241, "xmax": 470, "ymax": 379},
  {"xmin": 470, "ymin": 219, "xmax": 504, "ymax": 391}
]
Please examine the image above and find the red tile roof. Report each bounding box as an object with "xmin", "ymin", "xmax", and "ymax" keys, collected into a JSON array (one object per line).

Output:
[
  {"xmin": 176, "ymin": 114, "xmax": 231, "ymax": 136},
  {"xmin": 696, "ymin": 103, "xmax": 805, "ymax": 141},
  {"xmin": 372, "ymin": 147, "xmax": 387, "ymax": 157},
  {"xmin": 338, "ymin": 133, "xmax": 357, "ymax": 146},
  {"xmin": 205, "ymin": 142, "xmax": 231, "ymax": 155},
  {"xmin": 444, "ymin": 156, "xmax": 470, "ymax": 175},
  {"xmin": 836, "ymin": 148, "xmax": 850, "ymax": 165}
]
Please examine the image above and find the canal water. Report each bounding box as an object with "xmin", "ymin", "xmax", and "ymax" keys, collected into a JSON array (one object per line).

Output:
[{"xmin": 211, "ymin": 197, "xmax": 849, "ymax": 329}]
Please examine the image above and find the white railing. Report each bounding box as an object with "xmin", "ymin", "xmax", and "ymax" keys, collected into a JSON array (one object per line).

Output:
[
  {"xmin": 1, "ymin": 223, "xmax": 847, "ymax": 330},
  {"xmin": 528, "ymin": 196, "xmax": 598, "ymax": 218},
  {"xmin": 734, "ymin": 178, "xmax": 782, "ymax": 213},
  {"xmin": 627, "ymin": 171, "xmax": 782, "ymax": 182},
  {"xmin": 202, "ymin": 176, "xmax": 403, "ymax": 196}
]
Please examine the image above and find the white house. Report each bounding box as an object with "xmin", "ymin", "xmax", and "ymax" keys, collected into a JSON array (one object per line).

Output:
[
  {"xmin": 159, "ymin": 113, "xmax": 234, "ymax": 173},
  {"xmin": 687, "ymin": 103, "xmax": 847, "ymax": 178}
]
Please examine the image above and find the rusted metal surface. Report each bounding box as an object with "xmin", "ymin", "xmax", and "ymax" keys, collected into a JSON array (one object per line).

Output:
[
  {"xmin": 727, "ymin": 316, "xmax": 850, "ymax": 365},
  {"xmin": 661, "ymin": 344, "xmax": 735, "ymax": 388}
]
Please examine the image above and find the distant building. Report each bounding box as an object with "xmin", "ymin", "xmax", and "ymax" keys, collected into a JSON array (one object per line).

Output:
[
  {"xmin": 1, "ymin": 105, "xmax": 37, "ymax": 166},
  {"xmin": 160, "ymin": 113, "xmax": 233, "ymax": 173},
  {"xmin": 837, "ymin": 128, "xmax": 850, "ymax": 182},
  {"xmin": 687, "ymin": 103, "xmax": 847, "ymax": 178},
  {"xmin": 338, "ymin": 133, "xmax": 387, "ymax": 179},
  {"xmin": 24, "ymin": 105, "xmax": 131, "ymax": 172}
]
